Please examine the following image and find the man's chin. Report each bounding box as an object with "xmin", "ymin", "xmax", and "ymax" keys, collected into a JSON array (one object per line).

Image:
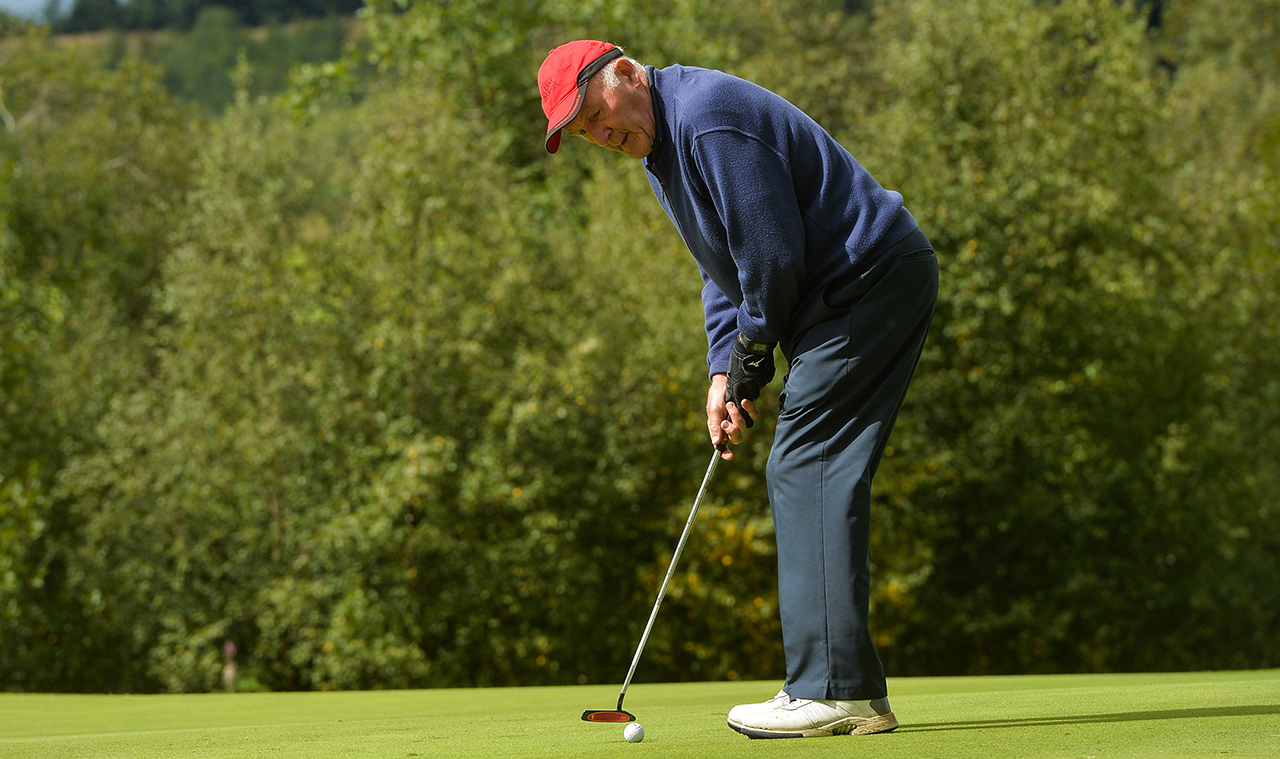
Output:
[{"xmin": 621, "ymin": 134, "xmax": 652, "ymax": 159}]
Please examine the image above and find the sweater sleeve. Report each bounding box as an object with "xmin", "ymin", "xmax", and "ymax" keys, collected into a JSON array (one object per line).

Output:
[
  {"xmin": 691, "ymin": 128, "xmax": 804, "ymax": 346},
  {"xmin": 700, "ymin": 267, "xmax": 738, "ymax": 377}
]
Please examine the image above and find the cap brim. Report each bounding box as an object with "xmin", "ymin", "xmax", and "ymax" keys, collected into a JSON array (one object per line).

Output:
[{"xmin": 544, "ymin": 85, "xmax": 587, "ymax": 154}]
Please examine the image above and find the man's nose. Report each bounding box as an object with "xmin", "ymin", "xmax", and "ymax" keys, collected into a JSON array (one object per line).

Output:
[{"xmin": 586, "ymin": 122, "xmax": 609, "ymax": 146}]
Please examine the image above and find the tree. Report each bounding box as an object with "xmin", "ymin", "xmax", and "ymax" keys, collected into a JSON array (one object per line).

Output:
[
  {"xmin": 6, "ymin": 0, "xmax": 1276, "ymax": 693},
  {"xmin": 57, "ymin": 0, "xmax": 120, "ymax": 33},
  {"xmin": 858, "ymin": 0, "xmax": 1278, "ymax": 674},
  {"xmin": 0, "ymin": 38, "xmax": 198, "ymax": 690}
]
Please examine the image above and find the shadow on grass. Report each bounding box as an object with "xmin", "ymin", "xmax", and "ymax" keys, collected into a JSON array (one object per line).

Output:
[{"xmin": 907, "ymin": 704, "xmax": 1280, "ymax": 732}]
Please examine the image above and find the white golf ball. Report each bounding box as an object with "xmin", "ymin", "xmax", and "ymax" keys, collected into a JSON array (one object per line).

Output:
[{"xmin": 624, "ymin": 722, "xmax": 645, "ymax": 743}]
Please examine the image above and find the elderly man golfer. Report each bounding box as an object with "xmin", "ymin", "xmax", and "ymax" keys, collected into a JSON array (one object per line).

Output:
[{"xmin": 539, "ymin": 40, "xmax": 938, "ymax": 739}]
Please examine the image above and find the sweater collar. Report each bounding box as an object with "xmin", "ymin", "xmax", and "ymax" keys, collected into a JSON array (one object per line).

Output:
[{"xmin": 644, "ymin": 65, "xmax": 668, "ymax": 165}]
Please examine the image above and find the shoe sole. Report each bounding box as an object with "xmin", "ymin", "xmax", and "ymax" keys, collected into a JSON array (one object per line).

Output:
[{"xmin": 727, "ymin": 711, "xmax": 899, "ymax": 739}]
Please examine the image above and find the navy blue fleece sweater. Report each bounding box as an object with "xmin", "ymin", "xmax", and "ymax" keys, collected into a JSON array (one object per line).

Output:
[{"xmin": 642, "ymin": 64, "xmax": 915, "ymax": 376}]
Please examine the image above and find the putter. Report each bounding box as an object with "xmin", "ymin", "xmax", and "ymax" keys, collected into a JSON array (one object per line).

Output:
[{"xmin": 581, "ymin": 442, "xmax": 727, "ymax": 723}]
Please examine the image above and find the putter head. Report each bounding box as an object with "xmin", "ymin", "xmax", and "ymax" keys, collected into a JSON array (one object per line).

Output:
[{"xmin": 581, "ymin": 709, "xmax": 636, "ymax": 723}]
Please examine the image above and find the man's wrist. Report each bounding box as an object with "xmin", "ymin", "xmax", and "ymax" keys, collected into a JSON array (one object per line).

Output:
[{"xmin": 736, "ymin": 333, "xmax": 773, "ymax": 355}]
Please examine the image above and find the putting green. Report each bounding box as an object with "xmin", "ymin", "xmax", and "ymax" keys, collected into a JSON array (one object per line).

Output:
[{"xmin": 2, "ymin": 670, "xmax": 1277, "ymax": 758}]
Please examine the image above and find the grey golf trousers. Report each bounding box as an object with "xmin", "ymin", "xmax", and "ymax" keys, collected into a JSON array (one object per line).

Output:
[{"xmin": 769, "ymin": 224, "xmax": 938, "ymax": 701}]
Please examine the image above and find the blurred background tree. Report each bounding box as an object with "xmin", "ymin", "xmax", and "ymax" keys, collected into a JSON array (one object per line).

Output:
[
  {"xmin": 137, "ymin": 7, "xmax": 355, "ymax": 113},
  {"xmin": 859, "ymin": 0, "xmax": 1279, "ymax": 675},
  {"xmin": 0, "ymin": 34, "xmax": 198, "ymax": 690},
  {"xmin": 1, "ymin": 0, "xmax": 1276, "ymax": 692},
  {"xmin": 52, "ymin": 0, "xmax": 363, "ymax": 32}
]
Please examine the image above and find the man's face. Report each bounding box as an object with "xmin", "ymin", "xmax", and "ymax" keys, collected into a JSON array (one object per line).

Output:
[{"xmin": 563, "ymin": 61, "xmax": 656, "ymax": 159}]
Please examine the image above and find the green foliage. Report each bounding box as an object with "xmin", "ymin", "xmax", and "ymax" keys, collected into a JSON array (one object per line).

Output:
[
  {"xmin": 0, "ymin": 12, "xmax": 43, "ymax": 37},
  {"xmin": 0, "ymin": 37, "xmax": 197, "ymax": 690},
  {"xmin": 58, "ymin": 0, "xmax": 121, "ymax": 33},
  {"xmin": 42, "ymin": 72, "xmax": 778, "ymax": 689},
  {"xmin": 137, "ymin": 8, "xmax": 355, "ymax": 114},
  {"xmin": 1, "ymin": 0, "xmax": 1276, "ymax": 693},
  {"xmin": 54, "ymin": 0, "xmax": 364, "ymax": 32},
  {"xmin": 860, "ymin": 0, "xmax": 1278, "ymax": 673}
]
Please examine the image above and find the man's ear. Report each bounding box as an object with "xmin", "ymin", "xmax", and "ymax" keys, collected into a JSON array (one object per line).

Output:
[{"xmin": 616, "ymin": 57, "xmax": 643, "ymax": 85}]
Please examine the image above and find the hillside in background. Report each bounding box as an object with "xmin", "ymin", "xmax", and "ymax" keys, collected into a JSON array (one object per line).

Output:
[
  {"xmin": 2, "ymin": 0, "xmax": 1276, "ymax": 694},
  {"xmin": 52, "ymin": 0, "xmax": 363, "ymax": 33},
  {"xmin": 5, "ymin": 8, "xmax": 365, "ymax": 113}
]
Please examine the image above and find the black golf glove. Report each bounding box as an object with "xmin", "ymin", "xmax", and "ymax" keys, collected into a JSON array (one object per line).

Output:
[{"xmin": 725, "ymin": 333, "xmax": 776, "ymax": 428}]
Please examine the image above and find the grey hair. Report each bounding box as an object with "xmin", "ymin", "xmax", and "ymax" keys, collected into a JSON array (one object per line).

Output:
[{"xmin": 600, "ymin": 55, "xmax": 644, "ymax": 90}]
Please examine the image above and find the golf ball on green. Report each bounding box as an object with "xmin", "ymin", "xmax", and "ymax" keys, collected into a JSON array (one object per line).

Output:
[{"xmin": 624, "ymin": 723, "xmax": 645, "ymax": 743}]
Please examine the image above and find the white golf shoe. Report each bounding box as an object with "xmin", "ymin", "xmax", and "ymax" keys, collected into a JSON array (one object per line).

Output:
[{"xmin": 727, "ymin": 690, "xmax": 899, "ymax": 739}]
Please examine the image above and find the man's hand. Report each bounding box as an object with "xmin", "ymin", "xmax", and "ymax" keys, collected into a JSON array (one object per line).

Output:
[
  {"xmin": 725, "ymin": 334, "xmax": 776, "ymax": 428},
  {"xmin": 708, "ymin": 374, "xmax": 758, "ymax": 460}
]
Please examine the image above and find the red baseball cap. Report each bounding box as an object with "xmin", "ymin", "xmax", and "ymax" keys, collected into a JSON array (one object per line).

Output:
[{"xmin": 539, "ymin": 40, "xmax": 625, "ymax": 154}]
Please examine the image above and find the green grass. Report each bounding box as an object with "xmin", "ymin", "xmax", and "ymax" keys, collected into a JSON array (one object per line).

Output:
[{"xmin": 2, "ymin": 670, "xmax": 1277, "ymax": 758}]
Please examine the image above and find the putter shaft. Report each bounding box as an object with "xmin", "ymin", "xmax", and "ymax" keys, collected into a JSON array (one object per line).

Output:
[{"xmin": 615, "ymin": 445, "xmax": 724, "ymax": 711}]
